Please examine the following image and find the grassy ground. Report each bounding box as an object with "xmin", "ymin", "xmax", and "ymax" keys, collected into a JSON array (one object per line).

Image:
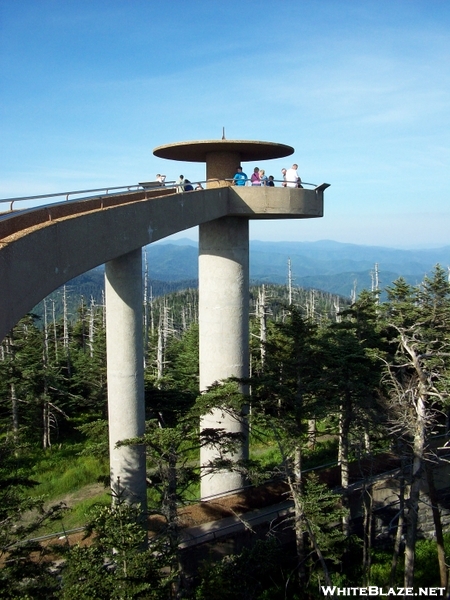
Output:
[{"xmin": 18, "ymin": 442, "xmax": 110, "ymax": 535}]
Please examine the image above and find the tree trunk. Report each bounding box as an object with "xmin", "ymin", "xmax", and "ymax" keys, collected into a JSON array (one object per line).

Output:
[
  {"xmin": 362, "ymin": 485, "xmax": 373, "ymax": 585},
  {"xmin": 43, "ymin": 399, "xmax": 50, "ymax": 449},
  {"xmin": 88, "ymin": 297, "xmax": 95, "ymax": 359},
  {"xmin": 258, "ymin": 286, "xmax": 267, "ymax": 370},
  {"xmin": 5, "ymin": 335, "xmax": 20, "ymax": 444},
  {"xmin": 306, "ymin": 289, "xmax": 316, "ymax": 320},
  {"xmin": 143, "ymin": 249, "xmax": 149, "ymax": 368},
  {"xmin": 11, "ymin": 383, "xmax": 19, "ymax": 443},
  {"xmin": 79, "ymin": 296, "xmax": 86, "ymax": 352},
  {"xmin": 425, "ymin": 460, "xmax": 448, "ymax": 589},
  {"xmin": 333, "ymin": 297, "xmax": 341, "ymax": 323},
  {"xmin": 62, "ymin": 285, "xmax": 71, "ymax": 375},
  {"xmin": 157, "ymin": 321, "xmax": 164, "ymax": 381},
  {"xmin": 288, "ymin": 258, "xmax": 293, "ymax": 305},
  {"xmin": 293, "ymin": 445, "xmax": 307, "ymax": 584},
  {"xmin": 363, "ymin": 422, "xmax": 371, "ymax": 455},
  {"xmin": 52, "ymin": 300, "xmax": 58, "ymax": 361},
  {"xmin": 404, "ymin": 394, "xmax": 426, "ymax": 588},
  {"xmin": 149, "ymin": 286, "xmax": 154, "ymax": 335},
  {"xmin": 307, "ymin": 418, "xmax": 316, "ymax": 450},
  {"xmin": 339, "ymin": 399, "xmax": 351, "ymax": 537},
  {"xmin": 43, "ymin": 298, "xmax": 49, "ymax": 363},
  {"xmin": 390, "ymin": 452, "xmax": 406, "ymax": 587}
]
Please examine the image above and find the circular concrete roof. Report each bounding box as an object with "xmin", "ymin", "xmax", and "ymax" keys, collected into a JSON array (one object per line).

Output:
[{"xmin": 153, "ymin": 140, "xmax": 294, "ymax": 163}]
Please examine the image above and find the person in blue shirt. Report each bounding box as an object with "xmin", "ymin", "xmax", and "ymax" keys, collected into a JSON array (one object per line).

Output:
[{"xmin": 233, "ymin": 166, "xmax": 248, "ymax": 186}]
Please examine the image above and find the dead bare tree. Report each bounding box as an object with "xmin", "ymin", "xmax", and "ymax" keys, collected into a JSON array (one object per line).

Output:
[{"xmin": 381, "ymin": 269, "xmax": 450, "ymax": 588}]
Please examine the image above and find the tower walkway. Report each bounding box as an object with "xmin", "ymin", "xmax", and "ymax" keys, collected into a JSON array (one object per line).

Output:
[{"xmin": 0, "ymin": 183, "xmax": 326, "ymax": 342}]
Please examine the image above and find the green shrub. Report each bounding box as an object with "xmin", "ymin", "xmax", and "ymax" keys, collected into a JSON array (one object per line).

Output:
[{"xmin": 370, "ymin": 535, "xmax": 450, "ymax": 588}]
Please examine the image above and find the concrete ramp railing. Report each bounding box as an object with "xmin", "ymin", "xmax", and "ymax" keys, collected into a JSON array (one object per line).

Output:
[{"xmin": 0, "ymin": 184, "xmax": 325, "ymax": 341}]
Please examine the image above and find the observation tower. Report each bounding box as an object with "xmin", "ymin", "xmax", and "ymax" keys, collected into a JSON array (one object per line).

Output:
[
  {"xmin": 154, "ymin": 138, "xmax": 328, "ymax": 498},
  {"xmin": 0, "ymin": 136, "xmax": 329, "ymax": 511}
]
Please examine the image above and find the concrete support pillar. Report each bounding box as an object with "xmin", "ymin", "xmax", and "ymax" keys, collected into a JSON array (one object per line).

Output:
[
  {"xmin": 105, "ymin": 249, "xmax": 147, "ymax": 511},
  {"xmin": 199, "ymin": 217, "xmax": 249, "ymax": 498},
  {"xmin": 206, "ymin": 151, "xmax": 240, "ymax": 187}
]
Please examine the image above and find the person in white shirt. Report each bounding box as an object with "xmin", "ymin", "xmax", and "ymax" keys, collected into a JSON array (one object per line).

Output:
[
  {"xmin": 285, "ymin": 164, "xmax": 302, "ymax": 188},
  {"xmin": 176, "ymin": 175, "xmax": 185, "ymax": 192}
]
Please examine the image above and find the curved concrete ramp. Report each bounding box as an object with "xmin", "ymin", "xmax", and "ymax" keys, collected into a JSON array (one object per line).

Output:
[{"xmin": 0, "ymin": 185, "xmax": 324, "ymax": 341}]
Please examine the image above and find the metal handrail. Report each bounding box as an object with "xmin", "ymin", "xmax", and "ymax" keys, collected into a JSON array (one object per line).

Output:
[
  {"xmin": 0, "ymin": 178, "xmax": 321, "ymax": 213},
  {"xmin": 226, "ymin": 178, "xmax": 317, "ymax": 188},
  {"xmin": 0, "ymin": 180, "xmax": 218, "ymax": 212},
  {"xmin": 0, "ymin": 184, "xmax": 143, "ymax": 211}
]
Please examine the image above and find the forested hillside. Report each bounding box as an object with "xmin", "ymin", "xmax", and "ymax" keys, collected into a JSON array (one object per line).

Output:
[
  {"xmin": 31, "ymin": 265, "xmax": 198, "ymax": 323},
  {"xmin": 2, "ymin": 270, "xmax": 450, "ymax": 597},
  {"xmin": 33, "ymin": 241, "xmax": 450, "ymax": 319}
]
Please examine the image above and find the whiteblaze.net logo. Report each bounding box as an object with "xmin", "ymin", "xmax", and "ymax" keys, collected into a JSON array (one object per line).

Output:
[{"xmin": 320, "ymin": 586, "xmax": 446, "ymax": 597}]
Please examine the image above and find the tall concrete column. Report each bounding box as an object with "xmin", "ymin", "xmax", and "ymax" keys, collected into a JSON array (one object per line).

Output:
[
  {"xmin": 199, "ymin": 217, "xmax": 249, "ymax": 498},
  {"xmin": 105, "ymin": 249, "xmax": 147, "ymax": 511}
]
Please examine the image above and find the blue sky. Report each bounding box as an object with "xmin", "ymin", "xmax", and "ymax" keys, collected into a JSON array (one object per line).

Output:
[{"xmin": 1, "ymin": 0, "xmax": 449, "ymax": 248}]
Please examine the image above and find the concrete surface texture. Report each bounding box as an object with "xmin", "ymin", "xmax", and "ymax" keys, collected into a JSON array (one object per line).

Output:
[
  {"xmin": 153, "ymin": 139, "xmax": 295, "ymax": 162},
  {"xmin": 0, "ymin": 186, "xmax": 324, "ymax": 343},
  {"xmin": 199, "ymin": 216, "xmax": 250, "ymax": 498},
  {"xmin": 105, "ymin": 249, "xmax": 147, "ymax": 509}
]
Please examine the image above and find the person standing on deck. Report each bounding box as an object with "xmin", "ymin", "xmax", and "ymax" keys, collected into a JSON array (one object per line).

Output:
[
  {"xmin": 233, "ymin": 166, "xmax": 248, "ymax": 186},
  {"xmin": 285, "ymin": 164, "xmax": 302, "ymax": 188},
  {"xmin": 250, "ymin": 167, "xmax": 261, "ymax": 186}
]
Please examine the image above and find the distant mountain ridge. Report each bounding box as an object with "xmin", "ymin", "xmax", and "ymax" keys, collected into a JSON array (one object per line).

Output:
[
  {"xmin": 149, "ymin": 239, "xmax": 450, "ymax": 298},
  {"xmin": 33, "ymin": 240, "xmax": 450, "ymax": 319}
]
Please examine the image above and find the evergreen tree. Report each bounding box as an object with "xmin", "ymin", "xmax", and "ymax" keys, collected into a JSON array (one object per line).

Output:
[
  {"xmin": 68, "ymin": 303, "xmax": 107, "ymax": 421},
  {"xmin": 380, "ymin": 266, "xmax": 450, "ymax": 588},
  {"xmin": 116, "ymin": 380, "xmax": 246, "ymax": 597},
  {"xmin": 61, "ymin": 497, "xmax": 172, "ymax": 599},
  {"xmin": 316, "ymin": 291, "xmax": 385, "ymax": 545},
  {"xmin": 0, "ymin": 315, "xmax": 72, "ymax": 448},
  {"xmin": 250, "ymin": 308, "xmax": 347, "ymax": 587},
  {"xmin": 0, "ymin": 435, "xmax": 66, "ymax": 599}
]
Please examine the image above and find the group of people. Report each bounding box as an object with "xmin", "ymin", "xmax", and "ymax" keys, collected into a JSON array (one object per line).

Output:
[
  {"xmin": 233, "ymin": 167, "xmax": 274, "ymax": 187},
  {"xmin": 155, "ymin": 163, "xmax": 302, "ymax": 191},
  {"xmin": 175, "ymin": 175, "xmax": 204, "ymax": 192},
  {"xmin": 233, "ymin": 164, "xmax": 302, "ymax": 188},
  {"xmin": 155, "ymin": 174, "xmax": 204, "ymax": 192}
]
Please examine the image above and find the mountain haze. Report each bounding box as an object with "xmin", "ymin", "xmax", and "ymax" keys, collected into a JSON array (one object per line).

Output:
[
  {"xmin": 149, "ymin": 239, "xmax": 450, "ymax": 297},
  {"xmin": 33, "ymin": 240, "xmax": 450, "ymax": 319}
]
